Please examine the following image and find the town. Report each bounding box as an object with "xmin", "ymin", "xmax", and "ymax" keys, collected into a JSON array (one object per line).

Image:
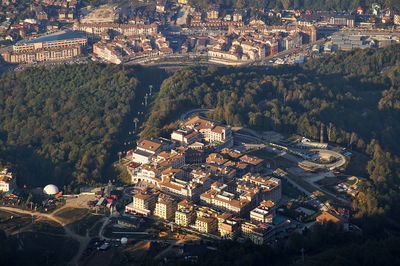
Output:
[
  {"xmin": 1, "ymin": 113, "xmax": 361, "ymax": 264},
  {"xmin": 1, "ymin": 1, "xmax": 400, "ymax": 66}
]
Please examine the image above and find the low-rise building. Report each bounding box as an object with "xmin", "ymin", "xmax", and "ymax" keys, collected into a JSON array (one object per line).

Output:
[{"xmin": 0, "ymin": 168, "xmax": 16, "ymax": 192}]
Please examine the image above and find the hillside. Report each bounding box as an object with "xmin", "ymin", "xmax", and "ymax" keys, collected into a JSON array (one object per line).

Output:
[{"xmin": 0, "ymin": 63, "xmax": 147, "ymax": 189}]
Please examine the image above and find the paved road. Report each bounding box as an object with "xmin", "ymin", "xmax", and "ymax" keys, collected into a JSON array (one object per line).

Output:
[{"xmin": 180, "ymin": 108, "xmax": 214, "ymax": 120}]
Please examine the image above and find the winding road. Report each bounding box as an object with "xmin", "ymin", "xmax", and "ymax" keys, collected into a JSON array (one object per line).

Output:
[{"xmin": 180, "ymin": 108, "xmax": 214, "ymax": 120}]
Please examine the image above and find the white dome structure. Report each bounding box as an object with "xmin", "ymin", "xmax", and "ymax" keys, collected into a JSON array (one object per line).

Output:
[{"xmin": 43, "ymin": 184, "xmax": 59, "ymax": 195}]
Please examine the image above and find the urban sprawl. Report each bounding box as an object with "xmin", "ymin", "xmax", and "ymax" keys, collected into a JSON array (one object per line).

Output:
[{"xmin": 1, "ymin": 1, "xmax": 400, "ymax": 65}]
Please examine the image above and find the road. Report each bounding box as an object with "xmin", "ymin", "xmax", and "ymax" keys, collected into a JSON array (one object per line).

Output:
[
  {"xmin": 180, "ymin": 108, "xmax": 214, "ymax": 120},
  {"xmin": 0, "ymin": 206, "xmax": 91, "ymax": 266}
]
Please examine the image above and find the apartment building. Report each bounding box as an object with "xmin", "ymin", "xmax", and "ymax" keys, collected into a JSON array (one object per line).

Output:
[
  {"xmin": 93, "ymin": 42, "xmax": 122, "ymax": 64},
  {"xmin": 200, "ymin": 182, "xmax": 252, "ymax": 216},
  {"xmin": 250, "ymin": 200, "xmax": 276, "ymax": 224},
  {"xmin": 196, "ymin": 216, "xmax": 218, "ymax": 234},
  {"xmin": 2, "ymin": 45, "xmax": 82, "ymax": 64},
  {"xmin": 12, "ymin": 30, "xmax": 87, "ymax": 53},
  {"xmin": 240, "ymin": 173, "xmax": 282, "ymax": 203},
  {"xmin": 73, "ymin": 22, "xmax": 158, "ymax": 37},
  {"xmin": 154, "ymin": 194, "xmax": 177, "ymax": 220},
  {"xmin": 184, "ymin": 116, "xmax": 233, "ymax": 147},
  {"xmin": 241, "ymin": 222, "xmax": 273, "ymax": 245},
  {"xmin": 125, "ymin": 191, "xmax": 157, "ymax": 216},
  {"xmin": 2, "ymin": 30, "xmax": 86, "ymax": 64},
  {"xmin": 175, "ymin": 208, "xmax": 196, "ymax": 226}
]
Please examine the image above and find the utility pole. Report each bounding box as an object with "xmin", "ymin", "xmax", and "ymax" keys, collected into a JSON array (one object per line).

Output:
[
  {"xmin": 144, "ymin": 93, "xmax": 148, "ymax": 107},
  {"xmin": 149, "ymin": 85, "xmax": 153, "ymax": 95},
  {"xmin": 118, "ymin": 151, "xmax": 122, "ymax": 164}
]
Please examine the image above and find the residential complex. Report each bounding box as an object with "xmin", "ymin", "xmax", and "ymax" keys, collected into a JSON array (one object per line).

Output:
[
  {"xmin": 125, "ymin": 116, "xmax": 285, "ymax": 244},
  {"xmin": 2, "ymin": 30, "xmax": 87, "ymax": 64}
]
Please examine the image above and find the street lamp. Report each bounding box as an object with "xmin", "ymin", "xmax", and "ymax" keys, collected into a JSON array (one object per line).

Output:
[
  {"xmin": 133, "ymin": 118, "xmax": 139, "ymax": 131},
  {"xmin": 118, "ymin": 152, "xmax": 122, "ymax": 164}
]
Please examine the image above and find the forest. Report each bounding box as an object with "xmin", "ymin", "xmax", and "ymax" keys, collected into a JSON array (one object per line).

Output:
[
  {"xmin": 187, "ymin": 0, "xmax": 399, "ymax": 11},
  {"xmin": 0, "ymin": 63, "xmax": 145, "ymax": 189},
  {"xmin": 141, "ymin": 44, "xmax": 400, "ymax": 221}
]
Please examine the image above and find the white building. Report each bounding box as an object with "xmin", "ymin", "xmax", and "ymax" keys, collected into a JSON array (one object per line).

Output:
[{"xmin": 0, "ymin": 168, "xmax": 16, "ymax": 192}]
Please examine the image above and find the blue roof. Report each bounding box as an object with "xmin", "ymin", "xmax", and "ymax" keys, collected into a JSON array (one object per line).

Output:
[{"xmin": 23, "ymin": 30, "xmax": 85, "ymax": 44}]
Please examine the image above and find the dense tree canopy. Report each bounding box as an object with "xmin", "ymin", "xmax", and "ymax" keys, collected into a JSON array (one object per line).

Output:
[
  {"xmin": 187, "ymin": 0, "xmax": 397, "ymax": 11},
  {"xmin": 0, "ymin": 63, "xmax": 139, "ymax": 188}
]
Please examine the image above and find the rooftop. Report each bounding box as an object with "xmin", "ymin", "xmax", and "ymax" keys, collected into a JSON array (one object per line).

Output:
[{"xmin": 21, "ymin": 30, "xmax": 85, "ymax": 45}]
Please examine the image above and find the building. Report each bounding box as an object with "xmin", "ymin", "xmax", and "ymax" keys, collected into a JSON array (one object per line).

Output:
[
  {"xmin": 217, "ymin": 212, "xmax": 240, "ymax": 239},
  {"xmin": 132, "ymin": 139, "xmax": 165, "ymax": 164},
  {"xmin": 117, "ymin": 216, "xmax": 141, "ymax": 228},
  {"xmin": 73, "ymin": 22, "xmax": 158, "ymax": 38},
  {"xmin": 156, "ymin": 0, "xmax": 167, "ymax": 12},
  {"xmin": 171, "ymin": 129, "xmax": 201, "ymax": 145},
  {"xmin": 240, "ymin": 173, "xmax": 282, "ymax": 203},
  {"xmin": 12, "ymin": 30, "xmax": 87, "ymax": 53},
  {"xmin": 219, "ymin": 219, "xmax": 240, "ymax": 239},
  {"xmin": 184, "ymin": 116, "xmax": 233, "ymax": 147},
  {"xmin": 0, "ymin": 168, "xmax": 16, "ymax": 192},
  {"xmin": 239, "ymin": 154, "xmax": 264, "ymax": 172},
  {"xmin": 2, "ymin": 46, "xmax": 82, "ymax": 64},
  {"xmin": 250, "ymin": 200, "xmax": 276, "ymax": 224},
  {"xmin": 125, "ymin": 191, "xmax": 157, "ymax": 216},
  {"xmin": 154, "ymin": 194, "xmax": 177, "ymax": 220},
  {"xmin": 331, "ymin": 34, "xmax": 373, "ymax": 51},
  {"xmin": 196, "ymin": 216, "xmax": 218, "ymax": 234},
  {"xmin": 175, "ymin": 208, "xmax": 196, "ymax": 226},
  {"xmin": 2, "ymin": 30, "xmax": 86, "ymax": 64},
  {"xmin": 394, "ymin": 14, "xmax": 400, "ymax": 25},
  {"xmin": 200, "ymin": 182, "xmax": 252, "ymax": 216},
  {"xmin": 241, "ymin": 222, "xmax": 273, "ymax": 245},
  {"xmin": 93, "ymin": 42, "xmax": 122, "ymax": 64}
]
